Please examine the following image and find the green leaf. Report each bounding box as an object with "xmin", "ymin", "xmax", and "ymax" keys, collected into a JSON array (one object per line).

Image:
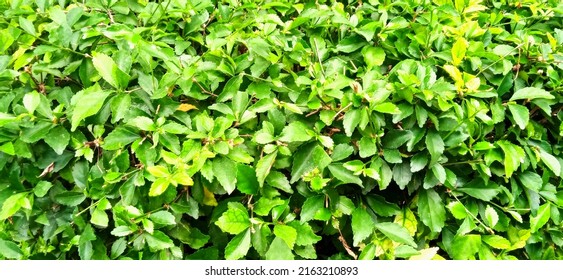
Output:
[
  {"xmin": 352, "ymin": 207, "xmax": 374, "ymax": 246},
  {"xmin": 451, "ymin": 234, "xmax": 481, "ymax": 260},
  {"xmin": 54, "ymin": 191, "xmax": 86, "ymax": 206},
  {"xmin": 374, "ymin": 222, "xmax": 417, "ymax": 247},
  {"xmin": 0, "ymin": 113, "xmax": 16, "ymax": 127},
  {"xmin": 290, "ymin": 143, "xmax": 332, "ymax": 183},
  {"xmin": 393, "ymin": 162, "xmax": 412, "ymax": 189},
  {"xmin": 91, "ymin": 208, "xmax": 109, "ymax": 228},
  {"xmin": 431, "ymin": 164, "xmax": 446, "ymax": 184},
  {"xmin": 215, "ymin": 202, "xmax": 250, "ymax": 234},
  {"xmin": 507, "ymin": 104, "xmax": 529, "ymax": 129},
  {"xmin": 252, "ymin": 225, "xmax": 271, "ymax": 257},
  {"xmin": 530, "ymin": 203, "xmax": 551, "ymax": 233},
  {"xmin": 225, "ymin": 229, "xmax": 251, "ymax": 260},
  {"xmin": 110, "ymin": 94, "xmax": 131, "ymax": 123},
  {"xmin": 111, "ymin": 226, "xmax": 133, "ymax": 237},
  {"xmin": 79, "ymin": 224, "xmax": 96, "ymax": 260},
  {"xmin": 482, "ymin": 235, "xmax": 511, "ymax": 249},
  {"xmin": 458, "ymin": 178, "xmax": 501, "ymax": 201},
  {"xmin": 539, "ymin": 150, "xmax": 561, "ymax": 176},
  {"xmin": 212, "ymin": 157, "xmax": 237, "ymax": 194},
  {"xmin": 102, "ymin": 126, "xmax": 140, "ymax": 150},
  {"xmin": 510, "ymin": 87, "xmax": 554, "ymax": 101},
  {"xmin": 359, "ymin": 136, "xmax": 376, "ymax": 158},
  {"xmin": 33, "ymin": 181, "xmax": 53, "ymax": 198},
  {"xmin": 331, "ymin": 144, "xmax": 354, "ymax": 161},
  {"xmin": 425, "ymin": 130, "xmax": 444, "ymax": 162},
  {"xmin": 70, "ymin": 84, "xmax": 111, "ymax": 131},
  {"xmin": 92, "ymin": 52, "xmax": 130, "ymax": 89},
  {"xmin": 447, "ymin": 201, "xmax": 467, "ymax": 220},
  {"xmin": 328, "ymin": 164, "xmax": 363, "ymax": 187},
  {"xmin": 0, "ymin": 193, "xmax": 27, "ymax": 221},
  {"xmin": 145, "ymin": 230, "xmax": 174, "ymax": 251},
  {"xmin": 278, "ymin": 122, "xmax": 313, "ymax": 142},
  {"xmin": 274, "ymin": 224, "xmax": 297, "ymax": 249},
  {"xmin": 496, "ymin": 140, "xmax": 525, "ymax": 178},
  {"xmin": 300, "ymin": 195, "xmax": 325, "ymax": 222},
  {"xmin": 382, "ymin": 130, "xmax": 412, "ymax": 149},
  {"xmin": 373, "ymin": 102, "xmax": 400, "ymax": 114},
  {"xmin": 111, "ymin": 238, "xmax": 127, "ymax": 259},
  {"xmin": 343, "ymin": 109, "xmax": 361, "ymax": 137},
  {"xmin": 288, "ymin": 221, "xmax": 321, "ymax": 246},
  {"xmin": 21, "ymin": 121, "xmax": 53, "ymax": 143},
  {"xmin": 265, "ymin": 237, "xmax": 294, "ymax": 260},
  {"xmin": 417, "ymin": 189, "xmax": 446, "ymax": 233},
  {"xmin": 44, "ymin": 126, "xmax": 70, "ymax": 155},
  {"xmin": 23, "ymin": 91, "xmax": 40, "ymax": 113},
  {"xmin": 484, "ymin": 205, "xmax": 498, "ymax": 228},
  {"xmin": 363, "ymin": 46, "xmax": 386, "ymax": 68},
  {"xmin": 150, "ymin": 211, "xmax": 176, "ymax": 225},
  {"xmin": 358, "ymin": 243, "xmax": 376, "ymax": 260},
  {"xmin": 256, "ymin": 151, "xmax": 277, "ymax": 188},
  {"xmin": 410, "ymin": 153, "xmax": 428, "ymax": 172},
  {"xmin": 517, "ymin": 171, "xmax": 543, "ymax": 192},
  {"xmin": 0, "ymin": 239, "xmax": 23, "ymax": 259},
  {"xmin": 265, "ymin": 171, "xmax": 292, "ymax": 193},
  {"xmin": 236, "ymin": 164, "xmax": 259, "ymax": 194},
  {"xmin": 0, "ymin": 142, "xmax": 14, "ymax": 155},
  {"xmin": 365, "ymin": 194, "xmax": 401, "ymax": 217},
  {"xmin": 18, "ymin": 17, "xmax": 35, "ymax": 35}
]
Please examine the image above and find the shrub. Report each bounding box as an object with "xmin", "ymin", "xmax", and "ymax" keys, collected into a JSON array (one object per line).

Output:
[{"xmin": 0, "ymin": 0, "xmax": 563, "ymax": 260}]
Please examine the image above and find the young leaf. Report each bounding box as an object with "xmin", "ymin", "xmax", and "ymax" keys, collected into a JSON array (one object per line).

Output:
[
  {"xmin": 451, "ymin": 234, "xmax": 481, "ymax": 260},
  {"xmin": 273, "ymin": 224, "xmax": 297, "ymax": 249},
  {"xmin": 451, "ymin": 37, "xmax": 468, "ymax": 66},
  {"xmin": 215, "ymin": 202, "xmax": 250, "ymax": 234},
  {"xmin": 148, "ymin": 178, "xmax": 171, "ymax": 197}
]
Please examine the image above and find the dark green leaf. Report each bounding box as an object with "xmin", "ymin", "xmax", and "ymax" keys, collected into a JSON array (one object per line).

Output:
[{"xmin": 417, "ymin": 189, "xmax": 446, "ymax": 233}]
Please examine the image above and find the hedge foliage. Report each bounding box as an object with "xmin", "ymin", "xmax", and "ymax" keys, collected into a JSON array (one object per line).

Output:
[{"xmin": 1, "ymin": 0, "xmax": 563, "ymax": 260}]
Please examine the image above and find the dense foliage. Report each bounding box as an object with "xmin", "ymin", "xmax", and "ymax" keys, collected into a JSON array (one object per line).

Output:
[{"xmin": 1, "ymin": 0, "xmax": 563, "ymax": 260}]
